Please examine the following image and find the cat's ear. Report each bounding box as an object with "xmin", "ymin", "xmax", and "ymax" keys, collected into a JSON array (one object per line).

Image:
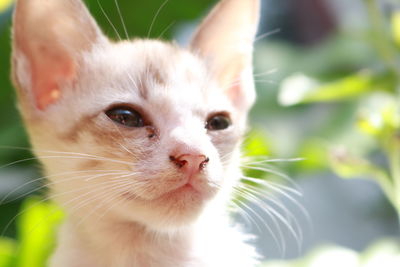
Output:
[
  {"xmin": 12, "ymin": 0, "xmax": 106, "ymax": 110},
  {"xmin": 190, "ymin": 0, "xmax": 260, "ymax": 111}
]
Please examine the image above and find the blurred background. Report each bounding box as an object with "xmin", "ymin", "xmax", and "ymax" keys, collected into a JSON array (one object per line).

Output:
[{"xmin": 0, "ymin": 0, "xmax": 399, "ymax": 266}]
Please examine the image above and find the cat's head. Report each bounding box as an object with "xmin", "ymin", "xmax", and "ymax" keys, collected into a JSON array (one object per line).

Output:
[{"xmin": 11, "ymin": 0, "xmax": 260, "ymax": 231}]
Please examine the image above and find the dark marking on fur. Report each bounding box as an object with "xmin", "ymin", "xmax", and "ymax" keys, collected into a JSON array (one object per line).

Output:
[
  {"xmin": 80, "ymin": 159, "xmax": 102, "ymax": 169},
  {"xmin": 137, "ymin": 56, "xmax": 169, "ymax": 100},
  {"xmin": 147, "ymin": 61, "xmax": 165, "ymax": 86},
  {"xmin": 60, "ymin": 114, "xmax": 96, "ymax": 143},
  {"xmin": 146, "ymin": 126, "xmax": 158, "ymax": 139}
]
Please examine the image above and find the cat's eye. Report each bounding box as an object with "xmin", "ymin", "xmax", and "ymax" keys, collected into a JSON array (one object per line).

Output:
[
  {"xmin": 105, "ymin": 107, "xmax": 144, "ymax": 128},
  {"xmin": 206, "ymin": 114, "xmax": 231, "ymax": 131}
]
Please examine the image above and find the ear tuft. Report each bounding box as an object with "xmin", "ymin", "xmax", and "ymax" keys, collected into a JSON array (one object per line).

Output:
[
  {"xmin": 190, "ymin": 0, "xmax": 260, "ymax": 111},
  {"xmin": 12, "ymin": 0, "xmax": 106, "ymax": 110}
]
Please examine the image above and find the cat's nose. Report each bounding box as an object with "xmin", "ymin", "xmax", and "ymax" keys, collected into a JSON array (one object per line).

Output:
[{"xmin": 169, "ymin": 154, "xmax": 209, "ymax": 174}]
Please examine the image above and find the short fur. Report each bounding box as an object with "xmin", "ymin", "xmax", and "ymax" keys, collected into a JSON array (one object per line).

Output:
[{"xmin": 11, "ymin": 0, "xmax": 261, "ymax": 266}]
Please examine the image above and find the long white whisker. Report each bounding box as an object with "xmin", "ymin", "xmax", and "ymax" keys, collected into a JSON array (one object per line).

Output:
[
  {"xmin": 157, "ymin": 21, "xmax": 176, "ymax": 39},
  {"xmin": 242, "ymin": 157, "xmax": 304, "ymax": 164},
  {"xmin": 114, "ymin": 0, "xmax": 129, "ymax": 39},
  {"xmin": 252, "ymin": 68, "xmax": 278, "ymax": 78},
  {"xmin": 241, "ymin": 165, "xmax": 300, "ymax": 190},
  {"xmin": 1, "ymin": 177, "xmax": 132, "ymax": 237},
  {"xmin": 232, "ymin": 187, "xmax": 285, "ymax": 254},
  {"xmin": 147, "ymin": 0, "xmax": 170, "ymax": 38},
  {"xmin": 0, "ymin": 170, "xmax": 130, "ymax": 205},
  {"xmin": 241, "ymin": 176, "xmax": 302, "ymax": 197},
  {"xmin": 97, "ymin": 0, "xmax": 122, "ymax": 40},
  {"xmin": 255, "ymin": 28, "xmax": 281, "ymax": 42},
  {"xmin": 238, "ymin": 184, "xmax": 303, "ymax": 252},
  {"xmin": 11, "ymin": 179, "xmax": 137, "ymax": 253},
  {"xmin": 239, "ymin": 184, "xmax": 301, "ymax": 251}
]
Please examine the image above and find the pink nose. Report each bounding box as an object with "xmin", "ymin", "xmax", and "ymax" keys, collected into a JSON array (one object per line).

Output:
[{"xmin": 169, "ymin": 154, "xmax": 209, "ymax": 175}]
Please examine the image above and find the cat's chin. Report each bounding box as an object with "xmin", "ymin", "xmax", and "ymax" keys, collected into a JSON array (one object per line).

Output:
[{"xmin": 120, "ymin": 183, "xmax": 218, "ymax": 232}]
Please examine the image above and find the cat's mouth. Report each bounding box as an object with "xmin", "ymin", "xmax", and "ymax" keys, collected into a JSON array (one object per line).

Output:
[
  {"xmin": 121, "ymin": 175, "xmax": 218, "ymax": 203},
  {"xmin": 159, "ymin": 173, "xmax": 219, "ymax": 201},
  {"xmin": 160, "ymin": 183, "xmax": 202, "ymax": 199}
]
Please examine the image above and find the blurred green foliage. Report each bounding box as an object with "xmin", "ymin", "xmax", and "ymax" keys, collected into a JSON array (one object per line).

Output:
[
  {"xmin": 276, "ymin": 1, "xmax": 400, "ymax": 216},
  {"xmin": 262, "ymin": 240, "xmax": 400, "ymax": 267},
  {"xmin": 0, "ymin": 197, "xmax": 63, "ymax": 267}
]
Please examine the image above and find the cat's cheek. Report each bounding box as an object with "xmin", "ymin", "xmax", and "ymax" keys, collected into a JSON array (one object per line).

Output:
[{"xmin": 208, "ymin": 130, "xmax": 241, "ymax": 165}]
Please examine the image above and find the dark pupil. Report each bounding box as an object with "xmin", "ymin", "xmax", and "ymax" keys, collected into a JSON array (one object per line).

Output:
[
  {"xmin": 207, "ymin": 115, "xmax": 230, "ymax": 130},
  {"xmin": 106, "ymin": 108, "xmax": 144, "ymax": 127}
]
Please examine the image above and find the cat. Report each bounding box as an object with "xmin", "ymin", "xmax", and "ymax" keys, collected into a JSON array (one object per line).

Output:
[{"xmin": 11, "ymin": 0, "xmax": 261, "ymax": 266}]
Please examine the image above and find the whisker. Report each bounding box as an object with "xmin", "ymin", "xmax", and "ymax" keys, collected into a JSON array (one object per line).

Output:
[
  {"xmin": 1, "ymin": 177, "xmax": 132, "ymax": 237},
  {"xmin": 0, "ymin": 155, "xmax": 132, "ymax": 171},
  {"xmin": 0, "ymin": 146, "xmax": 136, "ymax": 166},
  {"xmin": 255, "ymin": 28, "xmax": 281, "ymax": 42},
  {"xmin": 238, "ymin": 184, "xmax": 303, "ymax": 250},
  {"xmin": 232, "ymin": 187, "xmax": 285, "ymax": 255},
  {"xmin": 242, "ymin": 157, "xmax": 304, "ymax": 164},
  {"xmin": 75, "ymin": 182, "xmax": 138, "ymax": 228},
  {"xmin": 252, "ymin": 68, "xmax": 278, "ymax": 78},
  {"xmin": 97, "ymin": 0, "xmax": 122, "ymax": 40},
  {"xmin": 68, "ymin": 179, "xmax": 138, "ymax": 224},
  {"xmin": 157, "ymin": 21, "xmax": 176, "ymax": 39},
  {"xmin": 114, "ymin": 0, "xmax": 129, "ymax": 39},
  {"xmin": 241, "ymin": 176, "xmax": 301, "ymax": 197},
  {"xmin": 147, "ymin": 0, "xmax": 170, "ymax": 38},
  {"xmin": 11, "ymin": 179, "xmax": 137, "ymax": 254},
  {"xmin": 245, "ymin": 181, "xmax": 310, "ymax": 226},
  {"xmin": 0, "ymin": 169, "xmax": 130, "ymax": 205},
  {"xmin": 241, "ymin": 165, "xmax": 301, "ymax": 190},
  {"xmin": 237, "ymin": 185, "xmax": 301, "ymax": 252}
]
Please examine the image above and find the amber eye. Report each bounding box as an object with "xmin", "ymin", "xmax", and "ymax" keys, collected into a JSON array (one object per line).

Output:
[
  {"xmin": 206, "ymin": 114, "xmax": 231, "ymax": 131},
  {"xmin": 105, "ymin": 107, "xmax": 144, "ymax": 128}
]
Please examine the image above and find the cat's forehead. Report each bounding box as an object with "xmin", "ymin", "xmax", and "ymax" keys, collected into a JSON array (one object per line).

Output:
[{"xmin": 82, "ymin": 40, "xmax": 232, "ymax": 112}]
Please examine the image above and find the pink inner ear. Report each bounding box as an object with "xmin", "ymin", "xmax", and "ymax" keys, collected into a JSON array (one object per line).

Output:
[
  {"xmin": 218, "ymin": 60, "xmax": 248, "ymax": 109},
  {"xmin": 29, "ymin": 44, "xmax": 76, "ymax": 110},
  {"xmin": 226, "ymin": 80, "xmax": 242, "ymax": 107}
]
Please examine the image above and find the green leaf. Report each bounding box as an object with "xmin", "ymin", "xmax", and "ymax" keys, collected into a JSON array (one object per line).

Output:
[
  {"xmin": 0, "ymin": 237, "xmax": 17, "ymax": 267},
  {"xmin": 391, "ymin": 11, "xmax": 400, "ymax": 48},
  {"xmin": 242, "ymin": 129, "xmax": 271, "ymax": 179},
  {"xmin": 243, "ymin": 129, "xmax": 271, "ymax": 158},
  {"xmin": 297, "ymin": 139, "xmax": 328, "ymax": 171},
  {"xmin": 0, "ymin": 0, "xmax": 13, "ymax": 13},
  {"xmin": 15, "ymin": 197, "xmax": 64, "ymax": 267},
  {"xmin": 329, "ymin": 146, "xmax": 396, "ymax": 207},
  {"xmin": 278, "ymin": 71, "xmax": 396, "ymax": 106},
  {"xmin": 362, "ymin": 239, "xmax": 400, "ymax": 266},
  {"xmin": 304, "ymin": 246, "xmax": 359, "ymax": 267},
  {"xmin": 357, "ymin": 92, "xmax": 399, "ymax": 140}
]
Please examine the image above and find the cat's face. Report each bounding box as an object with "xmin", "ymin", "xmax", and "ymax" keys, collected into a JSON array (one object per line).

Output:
[{"xmin": 11, "ymin": 0, "xmax": 259, "ymax": 231}]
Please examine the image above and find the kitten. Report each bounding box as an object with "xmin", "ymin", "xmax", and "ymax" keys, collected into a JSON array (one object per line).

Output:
[{"xmin": 11, "ymin": 0, "xmax": 260, "ymax": 266}]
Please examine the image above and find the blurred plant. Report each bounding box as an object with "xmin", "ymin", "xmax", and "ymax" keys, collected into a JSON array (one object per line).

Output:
[
  {"xmin": 278, "ymin": 0, "xmax": 400, "ymax": 221},
  {"xmin": 0, "ymin": 197, "xmax": 63, "ymax": 267},
  {"xmin": 0, "ymin": 0, "xmax": 13, "ymax": 13},
  {"xmin": 262, "ymin": 240, "xmax": 400, "ymax": 267}
]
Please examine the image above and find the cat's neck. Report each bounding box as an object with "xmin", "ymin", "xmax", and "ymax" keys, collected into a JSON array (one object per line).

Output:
[
  {"xmin": 50, "ymin": 203, "xmax": 258, "ymax": 267},
  {"xmin": 51, "ymin": 217, "xmax": 197, "ymax": 267}
]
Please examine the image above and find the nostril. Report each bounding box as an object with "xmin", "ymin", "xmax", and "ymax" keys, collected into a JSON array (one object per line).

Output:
[
  {"xmin": 169, "ymin": 154, "xmax": 209, "ymax": 172},
  {"xmin": 169, "ymin": 155, "xmax": 187, "ymax": 168},
  {"xmin": 199, "ymin": 157, "xmax": 209, "ymax": 170}
]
